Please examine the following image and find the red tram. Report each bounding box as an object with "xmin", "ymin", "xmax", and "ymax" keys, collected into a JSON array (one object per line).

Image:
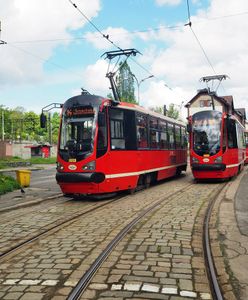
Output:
[
  {"xmin": 245, "ymin": 128, "xmax": 248, "ymax": 164},
  {"xmin": 186, "ymin": 89, "xmax": 246, "ymax": 180},
  {"xmin": 54, "ymin": 94, "xmax": 187, "ymax": 196}
]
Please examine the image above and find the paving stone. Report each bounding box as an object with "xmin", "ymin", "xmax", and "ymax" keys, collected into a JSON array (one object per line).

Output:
[
  {"xmin": 64, "ymin": 280, "xmax": 78, "ymax": 287},
  {"xmin": 19, "ymin": 280, "xmax": 41, "ymax": 285},
  {"xmin": 3, "ymin": 292, "xmax": 23, "ymax": 299},
  {"xmin": 200, "ymin": 293, "xmax": 211, "ymax": 299},
  {"xmin": 41, "ymin": 280, "xmax": 59, "ymax": 286},
  {"xmin": 123, "ymin": 275, "xmax": 159, "ymax": 283},
  {"xmin": 133, "ymin": 292, "xmax": 169, "ymax": 299},
  {"xmin": 179, "ymin": 279, "xmax": 193, "ymax": 290},
  {"xmin": 141, "ymin": 283, "xmax": 160, "ymax": 293},
  {"xmin": 180, "ymin": 290, "xmax": 197, "ymax": 298},
  {"xmin": 19, "ymin": 293, "xmax": 45, "ymax": 300},
  {"xmin": 124, "ymin": 282, "xmax": 141, "ymax": 291},
  {"xmin": 111, "ymin": 284, "xmax": 122, "ymax": 290},
  {"xmin": 161, "ymin": 286, "xmax": 178, "ymax": 294},
  {"xmin": 88, "ymin": 283, "xmax": 108, "ymax": 290},
  {"xmin": 3, "ymin": 279, "xmax": 20, "ymax": 285}
]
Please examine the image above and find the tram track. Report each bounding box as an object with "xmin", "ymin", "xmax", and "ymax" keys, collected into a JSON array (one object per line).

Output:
[
  {"xmin": 67, "ymin": 181, "xmax": 228, "ymax": 300},
  {"xmin": 0, "ymin": 195, "xmax": 123, "ymax": 260},
  {"xmin": 0, "ymin": 177, "xmax": 191, "ymax": 261},
  {"xmin": 67, "ymin": 182, "xmax": 195, "ymax": 300},
  {"xmin": 203, "ymin": 183, "xmax": 227, "ymax": 300},
  {"xmin": 0, "ymin": 177, "xmax": 228, "ymax": 300}
]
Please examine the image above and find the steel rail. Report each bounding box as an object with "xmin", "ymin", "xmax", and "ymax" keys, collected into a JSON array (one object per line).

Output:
[
  {"xmin": 67, "ymin": 183, "xmax": 193, "ymax": 300},
  {"xmin": 0, "ymin": 196, "xmax": 123, "ymax": 260},
  {"xmin": 203, "ymin": 185, "xmax": 226, "ymax": 300}
]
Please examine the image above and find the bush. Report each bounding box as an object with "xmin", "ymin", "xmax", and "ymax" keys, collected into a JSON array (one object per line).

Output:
[
  {"xmin": 29, "ymin": 157, "xmax": 56, "ymax": 164},
  {"xmin": 0, "ymin": 174, "xmax": 20, "ymax": 195}
]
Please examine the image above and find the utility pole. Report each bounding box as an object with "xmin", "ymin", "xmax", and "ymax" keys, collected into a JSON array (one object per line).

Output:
[
  {"xmin": 0, "ymin": 21, "xmax": 7, "ymax": 45},
  {"xmin": 1, "ymin": 109, "xmax": 4, "ymax": 141},
  {"xmin": 131, "ymin": 74, "xmax": 154, "ymax": 104},
  {"xmin": 48, "ymin": 113, "xmax": 52, "ymax": 145}
]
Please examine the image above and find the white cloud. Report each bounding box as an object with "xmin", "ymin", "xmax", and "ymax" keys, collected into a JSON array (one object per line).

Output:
[
  {"xmin": 140, "ymin": 81, "xmax": 191, "ymax": 120},
  {"xmin": 84, "ymin": 27, "xmax": 133, "ymax": 50},
  {"xmin": 0, "ymin": 0, "xmax": 101, "ymax": 86},
  {"xmin": 82, "ymin": 59, "xmax": 110, "ymax": 96},
  {"xmin": 141, "ymin": 0, "xmax": 248, "ymax": 112},
  {"xmin": 155, "ymin": 0, "xmax": 181, "ymax": 6}
]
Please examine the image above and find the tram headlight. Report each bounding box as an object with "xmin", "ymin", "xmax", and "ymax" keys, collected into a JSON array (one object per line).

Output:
[
  {"xmin": 56, "ymin": 162, "xmax": 64, "ymax": 171},
  {"xmin": 192, "ymin": 157, "xmax": 199, "ymax": 163},
  {"xmin": 214, "ymin": 156, "xmax": 222, "ymax": 163},
  {"xmin": 82, "ymin": 161, "xmax": 96, "ymax": 171}
]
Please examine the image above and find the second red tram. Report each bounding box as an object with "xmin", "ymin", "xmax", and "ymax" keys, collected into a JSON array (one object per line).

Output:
[
  {"xmin": 55, "ymin": 94, "xmax": 187, "ymax": 196},
  {"xmin": 186, "ymin": 90, "xmax": 246, "ymax": 180},
  {"xmin": 245, "ymin": 129, "xmax": 248, "ymax": 164}
]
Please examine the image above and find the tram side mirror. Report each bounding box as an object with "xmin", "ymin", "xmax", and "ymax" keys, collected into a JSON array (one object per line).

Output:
[
  {"xmin": 40, "ymin": 112, "xmax": 47, "ymax": 128},
  {"xmin": 186, "ymin": 124, "xmax": 191, "ymax": 133},
  {"xmin": 98, "ymin": 112, "xmax": 105, "ymax": 127}
]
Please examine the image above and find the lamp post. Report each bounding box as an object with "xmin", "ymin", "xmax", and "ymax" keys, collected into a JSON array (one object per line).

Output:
[
  {"xmin": 1, "ymin": 106, "xmax": 4, "ymax": 141},
  {"xmin": 131, "ymin": 74, "xmax": 154, "ymax": 104}
]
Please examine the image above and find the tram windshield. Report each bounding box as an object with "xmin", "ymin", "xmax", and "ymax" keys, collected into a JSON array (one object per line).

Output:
[
  {"xmin": 245, "ymin": 132, "xmax": 248, "ymax": 147},
  {"xmin": 59, "ymin": 106, "xmax": 96, "ymax": 158},
  {"xmin": 192, "ymin": 111, "xmax": 222, "ymax": 156}
]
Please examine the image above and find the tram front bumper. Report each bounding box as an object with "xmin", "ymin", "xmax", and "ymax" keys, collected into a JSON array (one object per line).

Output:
[
  {"xmin": 191, "ymin": 163, "xmax": 226, "ymax": 171},
  {"xmin": 56, "ymin": 172, "xmax": 105, "ymax": 184}
]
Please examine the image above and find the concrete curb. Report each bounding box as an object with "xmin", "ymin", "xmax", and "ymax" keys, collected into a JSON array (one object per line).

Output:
[
  {"xmin": 211, "ymin": 167, "xmax": 248, "ymax": 300},
  {"xmin": 0, "ymin": 193, "xmax": 63, "ymax": 213}
]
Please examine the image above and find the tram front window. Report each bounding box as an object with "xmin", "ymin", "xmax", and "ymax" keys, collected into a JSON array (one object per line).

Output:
[
  {"xmin": 192, "ymin": 111, "xmax": 222, "ymax": 156},
  {"xmin": 59, "ymin": 109, "xmax": 95, "ymax": 159}
]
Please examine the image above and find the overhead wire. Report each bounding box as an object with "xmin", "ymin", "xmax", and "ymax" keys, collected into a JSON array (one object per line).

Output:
[
  {"xmin": 68, "ymin": 0, "xmax": 172, "ymax": 90},
  {"xmin": 4, "ymin": 10, "xmax": 248, "ymax": 45},
  {"xmin": 7, "ymin": 43, "xmax": 84, "ymax": 80},
  {"xmin": 185, "ymin": 0, "xmax": 226, "ymax": 94}
]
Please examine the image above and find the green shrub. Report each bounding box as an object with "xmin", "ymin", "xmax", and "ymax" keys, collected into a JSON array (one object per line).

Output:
[{"xmin": 0, "ymin": 174, "xmax": 20, "ymax": 195}]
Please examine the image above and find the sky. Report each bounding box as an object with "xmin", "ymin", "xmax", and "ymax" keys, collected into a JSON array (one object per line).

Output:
[{"xmin": 0, "ymin": 0, "xmax": 248, "ymax": 120}]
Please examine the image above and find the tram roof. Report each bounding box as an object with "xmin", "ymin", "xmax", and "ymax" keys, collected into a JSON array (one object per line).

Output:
[
  {"xmin": 63, "ymin": 94, "xmax": 186, "ymax": 127},
  {"xmin": 116, "ymin": 101, "xmax": 186, "ymax": 127}
]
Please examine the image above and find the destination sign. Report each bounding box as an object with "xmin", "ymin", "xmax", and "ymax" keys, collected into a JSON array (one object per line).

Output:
[{"xmin": 65, "ymin": 107, "xmax": 95, "ymax": 117}]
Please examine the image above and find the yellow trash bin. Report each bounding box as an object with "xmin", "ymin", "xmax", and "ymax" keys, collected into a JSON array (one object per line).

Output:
[{"xmin": 16, "ymin": 170, "xmax": 31, "ymax": 187}]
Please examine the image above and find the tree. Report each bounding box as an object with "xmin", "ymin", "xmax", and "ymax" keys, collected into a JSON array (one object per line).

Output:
[
  {"xmin": 149, "ymin": 103, "xmax": 180, "ymax": 120},
  {"xmin": 0, "ymin": 106, "xmax": 61, "ymax": 144},
  {"xmin": 166, "ymin": 103, "xmax": 179, "ymax": 120},
  {"xmin": 115, "ymin": 61, "xmax": 137, "ymax": 104}
]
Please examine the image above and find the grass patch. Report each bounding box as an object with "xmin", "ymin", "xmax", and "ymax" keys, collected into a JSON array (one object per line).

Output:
[
  {"xmin": 29, "ymin": 157, "xmax": 56, "ymax": 164},
  {"xmin": 0, "ymin": 174, "xmax": 20, "ymax": 195},
  {"xmin": 0, "ymin": 157, "xmax": 56, "ymax": 169}
]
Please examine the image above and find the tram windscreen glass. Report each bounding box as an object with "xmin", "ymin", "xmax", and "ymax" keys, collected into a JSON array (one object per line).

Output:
[
  {"xmin": 245, "ymin": 132, "xmax": 248, "ymax": 146},
  {"xmin": 192, "ymin": 111, "xmax": 222, "ymax": 156},
  {"xmin": 59, "ymin": 107, "xmax": 95, "ymax": 156}
]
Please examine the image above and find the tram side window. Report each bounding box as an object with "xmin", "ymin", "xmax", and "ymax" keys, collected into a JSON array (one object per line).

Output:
[
  {"xmin": 137, "ymin": 114, "xmax": 148, "ymax": 149},
  {"xmin": 181, "ymin": 127, "xmax": 187, "ymax": 149},
  {"xmin": 150, "ymin": 117, "xmax": 159, "ymax": 149},
  {"xmin": 245, "ymin": 133, "xmax": 248, "ymax": 146},
  {"xmin": 227, "ymin": 119, "xmax": 237, "ymax": 149},
  {"xmin": 110, "ymin": 109, "xmax": 125, "ymax": 150},
  {"xmin": 175, "ymin": 125, "xmax": 181, "ymax": 149},
  {"xmin": 168, "ymin": 123, "xmax": 175, "ymax": 149},
  {"xmin": 159, "ymin": 120, "xmax": 168, "ymax": 149},
  {"xmin": 237, "ymin": 125, "xmax": 245, "ymax": 149},
  {"xmin": 97, "ymin": 111, "xmax": 107, "ymax": 158}
]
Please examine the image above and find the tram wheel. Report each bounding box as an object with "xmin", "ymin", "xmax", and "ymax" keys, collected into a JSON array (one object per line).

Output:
[{"xmin": 145, "ymin": 174, "xmax": 151, "ymax": 188}]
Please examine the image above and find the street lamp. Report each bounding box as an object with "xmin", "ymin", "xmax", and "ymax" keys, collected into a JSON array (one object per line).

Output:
[
  {"xmin": 131, "ymin": 74, "xmax": 154, "ymax": 104},
  {"xmin": 1, "ymin": 106, "xmax": 5, "ymax": 141}
]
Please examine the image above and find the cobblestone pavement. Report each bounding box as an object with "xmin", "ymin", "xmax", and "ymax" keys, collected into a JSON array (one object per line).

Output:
[
  {"xmin": 0, "ymin": 197, "xmax": 112, "ymax": 255},
  {"xmin": 213, "ymin": 167, "xmax": 248, "ymax": 300},
  {"xmin": 79, "ymin": 181, "xmax": 224, "ymax": 300},
  {"xmin": 0, "ymin": 175, "xmax": 195, "ymax": 299}
]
